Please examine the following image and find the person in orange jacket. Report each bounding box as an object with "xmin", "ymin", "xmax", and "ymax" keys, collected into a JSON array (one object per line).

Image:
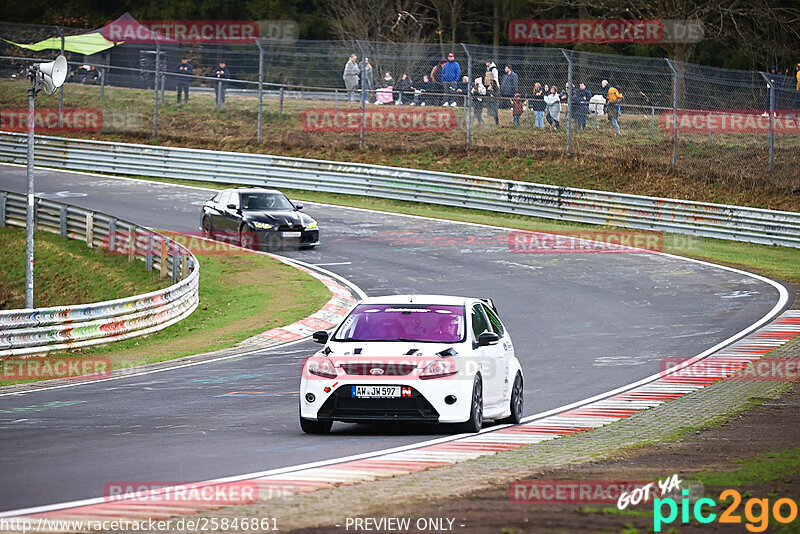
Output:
[{"xmin": 602, "ymin": 80, "xmax": 623, "ymax": 135}]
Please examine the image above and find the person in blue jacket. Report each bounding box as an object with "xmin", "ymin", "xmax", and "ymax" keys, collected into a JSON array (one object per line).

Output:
[{"xmin": 442, "ymin": 52, "xmax": 461, "ymax": 106}]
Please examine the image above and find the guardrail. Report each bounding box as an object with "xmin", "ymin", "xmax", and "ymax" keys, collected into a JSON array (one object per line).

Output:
[
  {"xmin": 1, "ymin": 132, "xmax": 799, "ymax": 248},
  {"xmin": 0, "ymin": 189, "xmax": 199, "ymax": 357}
]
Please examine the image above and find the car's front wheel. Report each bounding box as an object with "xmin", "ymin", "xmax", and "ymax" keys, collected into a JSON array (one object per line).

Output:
[
  {"xmin": 300, "ymin": 417, "xmax": 332, "ymax": 434},
  {"xmin": 456, "ymin": 375, "xmax": 483, "ymax": 433},
  {"xmin": 201, "ymin": 216, "xmax": 213, "ymax": 239},
  {"xmin": 239, "ymin": 225, "xmax": 257, "ymax": 250},
  {"xmin": 499, "ymin": 373, "xmax": 523, "ymax": 424}
]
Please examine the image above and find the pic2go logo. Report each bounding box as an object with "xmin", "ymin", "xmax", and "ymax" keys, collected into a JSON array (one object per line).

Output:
[{"xmin": 654, "ymin": 489, "xmax": 799, "ymax": 532}]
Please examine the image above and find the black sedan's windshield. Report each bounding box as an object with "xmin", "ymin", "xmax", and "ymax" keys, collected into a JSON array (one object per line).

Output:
[{"xmin": 240, "ymin": 193, "xmax": 295, "ymax": 211}]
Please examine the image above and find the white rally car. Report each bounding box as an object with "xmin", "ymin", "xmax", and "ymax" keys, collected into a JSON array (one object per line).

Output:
[{"xmin": 299, "ymin": 295, "xmax": 524, "ymax": 434}]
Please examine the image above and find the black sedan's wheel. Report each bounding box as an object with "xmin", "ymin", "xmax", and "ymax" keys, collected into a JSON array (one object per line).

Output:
[
  {"xmin": 456, "ymin": 375, "xmax": 483, "ymax": 433},
  {"xmin": 201, "ymin": 217, "xmax": 213, "ymax": 239},
  {"xmin": 300, "ymin": 417, "xmax": 332, "ymax": 434},
  {"xmin": 499, "ymin": 373, "xmax": 523, "ymax": 424},
  {"xmin": 239, "ymin": 226, "xmax": 257, "ymax": 250}
]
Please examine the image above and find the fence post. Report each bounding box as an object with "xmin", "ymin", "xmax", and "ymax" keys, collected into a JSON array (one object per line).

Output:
[
  {"xmin": 108, "ymin": 218, "xmax": 116, "ymax": 253},
  {"xmin": 279, "ymin": 85, "xmax": 284, "ymax": 116},
  {"xmin": 100, "ymin": 54, "xmax": 108, "ymax": 98},
  {"xmin": 461, "ymin": 43, "xmax": 472, "ymax": 149},
  {"xmin": 160, "ymin": 240, "xmax": 168, "ymax": 278},
  {"xmin": 181, "ymin": 255, "xmax": 188, "ymax": 281},
  {"xmin": 0, "ymin": 192, "xmax": 5, "ymax": 227},
  {"xmin": 160, "ymin": 63, "xmax": 166, "ymax": 104},
  {"xmin": 561, "ymin": 49, "xmax": 572, "ymax": 152},
  {"xmin": 356, "ymin": 40, "xmax": 366, "ymax": 149},
  {"xmin": 665, "ymin": 59, "xmax": 678, "ymax": 166},
  {"xmin": 145, "ymin": 234, "xmax": 153, "ymax": 270},
  {"xmin": 171, "ymin": 249, "xmax": 179, "ymax": 283},
  {"xmin": 129, "ymin": 225, "xmax": 136, "ymax": 262},
  {"xmin": 57, "ymin": 26, "xmax": 64, "ymax": 125},
  {"xmin": 216, "ymin": 81, "xmax": 222, "ymax": 112},
  {"xmin": 759, "ymin": 72, "xmax": 775, "ymax": 173},
  {"xmin": 59, "ymin": 205, "xmax": 66, "ymax": 238},
  {"xmin": 85, "ymin": 212, "xmax": 94, "ymax": 248},
  {"xmin": 152, "ymin": 43, "xmax": 160, "ymax": 138},
  {"xmin": 256, "ymin": 39, "xmax": 264, "ymax": 143}
]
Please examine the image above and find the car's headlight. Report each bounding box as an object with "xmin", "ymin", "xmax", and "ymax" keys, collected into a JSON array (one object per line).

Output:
[
  {"xmin": 419, "ymin": 360, "xmax": 457, "ymax": 380},
  {"xmin": 251, "ymin": 221, "xmax": 272, "ymax": 230},
  {"xmin": 306, "ymin": 357, "xmax": 337, "ymax": 379},
  {"xmin": 304, "ymin": 221, "xmax": 318, "ymax": 230}
]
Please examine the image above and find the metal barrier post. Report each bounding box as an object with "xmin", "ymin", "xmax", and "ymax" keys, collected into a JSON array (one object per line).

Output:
[
  {"xmin": 665, "ymin": 59, "xmax": 678, "ymax": 166},
  {"xmin": 160, "ymin": 240, "xmax": 168, "ymax": 278},
  {"xmin": 172, "ymin": 250, "xmax": 179, "ymax": 283},
  {"xmin": 216, "ymin": 81, "xmax": 222, "ymax": 112},
  {"xmin": 356, "ymin": 40, "xmax": 366, "ymax": 149},
  {"xmin": 145, "ymin": 234, "xmax": 153, "ymax": 270},
  {"xmin": 160, "ymin": 65, "xmax": 166, "ymax": 104},
  {"xmin": 279, "ymin": 85, "xmax": 284, "ymax": 116},
  {"xmin": 59, "ymin": 205, "xmax": 66, "ymax": 238},
  {"xmin": 0, "ymin": 192, "xmax": 5, "ymax": 227},
  {"xmin": 561, "ymin": 49, "xmax": 572, "ymax": 152},
  {"xmin": 108, "ymin": 218, "xmax": 116, "ymax": 252},
  {"xmin": 152, "ymin": 43, "xmax": 160, "ymax": 138},
  {"xmin": 461, "ymin": 43, "xmax": 472, "ymax": 148},
  {"xmin": 256, "ymin": 40, "xmax": 264, "ymax": 143},
  {"xmin": 85, "ymin": 212, "xmax": 94, "ymax": 248},
  {"xmin": 128, "ymin": 225, "xmax": 136, "ymax": 262},
  {"xmin": 181, "ymin": 255, "xmax": 188, "ymax": 281}
]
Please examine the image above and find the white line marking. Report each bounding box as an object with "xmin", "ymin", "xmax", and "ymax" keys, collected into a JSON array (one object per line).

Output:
[{"xmin": 312, "ymin": 262, "xmax": 353, "ymax": 266}]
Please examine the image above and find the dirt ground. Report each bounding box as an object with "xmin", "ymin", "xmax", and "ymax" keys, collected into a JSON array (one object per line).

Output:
[{"xmin": 291, "ymin": 383, "xmax": 800, "ymax": 534}]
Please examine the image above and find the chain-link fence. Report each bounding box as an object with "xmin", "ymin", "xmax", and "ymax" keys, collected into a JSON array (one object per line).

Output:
[{"xmin": 1, "ymin": 21, "xmax": 799, "ymax": 186}]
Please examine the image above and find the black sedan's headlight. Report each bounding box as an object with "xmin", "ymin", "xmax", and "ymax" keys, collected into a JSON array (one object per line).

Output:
[
  {"xmin": 304, "ymin": 221, "xmax": 318, "ymax": 230},
  {"xmin": 250, "ymin": 221, "xmax": 273, "ymax": 230}
]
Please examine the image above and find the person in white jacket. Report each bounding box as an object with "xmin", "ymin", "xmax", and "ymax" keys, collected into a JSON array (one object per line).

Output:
[
  {"xmin": 543, "ymin": 85, "xmax": 561, "ymax": 129},
  {"xmin": 472, "ymin": 77, "xmax": 486, "ymax": 124}
]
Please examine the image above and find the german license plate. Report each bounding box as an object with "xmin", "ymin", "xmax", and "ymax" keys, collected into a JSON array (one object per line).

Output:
[
  {"xmin": 281, "ymin": 231, "xmax": 301, "ymax": 238},
  {"xmin": 352, "ymin": 385, "xmax": 401, "ymax": 398}
]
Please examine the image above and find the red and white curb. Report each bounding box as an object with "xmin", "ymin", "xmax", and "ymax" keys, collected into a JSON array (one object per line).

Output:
[
  {"xmin": 238, "ymin": 257, "xmax": 359, "ymax": 348},
  {"xmin": 8, "ymin": 309, "xmax": 799, "ymax": 525}
]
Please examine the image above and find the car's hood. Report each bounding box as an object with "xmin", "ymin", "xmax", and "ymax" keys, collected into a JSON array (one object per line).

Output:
[
  {"xmin": 242, "ymin": 210, "xmax": 310, "ymax": 226},
  {"xmin": 323, "ymin": 341, "xmax": 460, "ymax": 364}
]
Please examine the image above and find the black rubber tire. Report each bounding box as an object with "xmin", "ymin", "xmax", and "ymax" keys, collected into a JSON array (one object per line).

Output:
[
  {"xmin": 239, "ymin": 225, "xmax": 256, "ymax": 250},
  {"xmin": 499, "ymin": 373, "xmax": 524, "ymax": 424},
  {"xmin": 201, "ymin": 217, "xmax": 213, "ymax": 239},
  {"xmin": 456, "ymin": 375, "xmax": 483, "ymax": 433},
  {"xmin": 300, "ymin": 417, "xmax": 333, "ymax": 434}
]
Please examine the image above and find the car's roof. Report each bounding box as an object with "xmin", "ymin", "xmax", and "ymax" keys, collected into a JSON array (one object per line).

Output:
[
  {"xmin": 226, "ymin": 187, "xmax": 284, "ymax": 195},
  {"xmin": 358, "ymin": 295, "xmax": 478, "ymax": 306}
]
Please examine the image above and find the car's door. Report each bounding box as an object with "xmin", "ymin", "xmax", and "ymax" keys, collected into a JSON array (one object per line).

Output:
[
  {"xmin": 482, "ymin": 303, "xmax": 514, "ymax": 402},
  {"xmin": 217, "ymin": 191, "xmax": 241, "ymax": 234},
  {"xmin": 470, "ymin": 303, "xmax": 503, "ymax": 408}
]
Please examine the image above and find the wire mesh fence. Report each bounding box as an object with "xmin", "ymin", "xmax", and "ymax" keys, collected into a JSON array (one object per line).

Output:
[{"xmin": 1, "ymin": 21, "xmax": 799, "ymax": 187}]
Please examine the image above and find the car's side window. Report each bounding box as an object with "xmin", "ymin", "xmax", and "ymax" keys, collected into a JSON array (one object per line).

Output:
[
  {"xmin": 471, "ymin": 304, "xmax": 491, "ymax": 342},
  {"xmin": 482, "ymin": 304, "xmax": 505, "ymax": 337},
  {"xmin": 218, "ymin": 191, "xmax": 231, "ymax": 207},
  {"xmin": 211, "ymin": 192, "xmax": 221, "ymax": 203}
]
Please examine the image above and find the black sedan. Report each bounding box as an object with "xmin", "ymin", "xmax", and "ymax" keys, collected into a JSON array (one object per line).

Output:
[{"xmin": 200, "ymin": 188, "xmax": 319, "ymax": 249}]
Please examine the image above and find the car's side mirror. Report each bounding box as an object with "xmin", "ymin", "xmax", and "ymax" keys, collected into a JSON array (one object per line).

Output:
[
  {"xmin": 477, "ymin": 331, "xmax": 500, "ymax": 347},
  {"xmin": 295, "ymin": 203, "xmax": 304, "ymax": 211},
  {"xmin": 312, "ymin": 330, "xmax": 329, "ymax": 344},
  {"xmin": 226, "ymin": 203, "xmax": 237, "ymax": 210}
]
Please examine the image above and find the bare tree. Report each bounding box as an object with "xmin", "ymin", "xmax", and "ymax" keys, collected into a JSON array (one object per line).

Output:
[{"xmin": 325, "ymin": 0, "xmax": 432, "ymax": 43}]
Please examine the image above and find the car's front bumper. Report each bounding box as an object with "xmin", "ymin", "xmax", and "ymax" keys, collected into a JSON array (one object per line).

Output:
[{"xmin": 254, "ymin": 228, "xmax": 319, "ymax": 249}]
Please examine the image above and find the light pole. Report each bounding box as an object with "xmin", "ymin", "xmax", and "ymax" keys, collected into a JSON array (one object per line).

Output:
[{"xmin": 24, "ymin": 55, "xmax": 67, "ymax": 308}]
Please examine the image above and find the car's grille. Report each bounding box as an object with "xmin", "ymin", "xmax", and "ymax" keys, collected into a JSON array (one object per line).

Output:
[
  {"xmin": 341, "ymin": 363, "xmax": 416, "ymax": 376},
  {"xmin": 317, "ymin": 386, "xmax": 439, "ymax": 422}
]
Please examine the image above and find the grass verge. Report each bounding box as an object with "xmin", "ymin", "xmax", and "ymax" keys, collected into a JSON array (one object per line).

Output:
[{"xmin": 0, "ymin": 234, "xmax": 331, "ymax": 386}]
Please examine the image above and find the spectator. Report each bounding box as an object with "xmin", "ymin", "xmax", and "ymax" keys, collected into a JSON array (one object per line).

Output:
[
  {"xmin": 544, "ymin": 85, "xmax": 561, "ymax": 129},
  {"xmin": 418, "ymin": 74, "xmax": 435, "ymax": 106},
  {"xmin": 530, "ymin": 82, "xmax": 546, "ymax": 128},
  {"xmin": 375, "ymin": 72, "xmax": 394, "ymax": 105},
  {"xmin": 486, "ymin": 76, "xmax": 499, "ymax": 125},
  {"xmin": 559, "ymin": 82, "xmax": 571, "ymax": 103},
  {"xmin": 68, "ymin": 65, "xmax": 89, "ymax": 83},
  {"xmin": 213, "ymin": 61, "xmax": 230, "ymax": 106},
  {"xmin": 793, "ymin": 63, "xmax": 800, "ymax": 109},
  {"xmin": 82, "ymin": 65, "xmax": 99, "ymax": 84},
  {"xmin": 360, "ymin": 57, "xmax": 374, "ymax": 103},
  {"xmin": 762, "ymin": 65, "xmax": 782, "ymax": 116},
  {"xmin": 343, "ymin": 54, "xmax": 360, "ymax": 103},
  {"xmin": 472, "ymin": 77, "xmax": 486, "ymax": 125},
  {"xmin": 430, "ymin": 59, "xmax": 445, "ymax": 105},
  {"xmin": 511, "ymin": 93, "xmax": 524, "ymax": 126},
  {"xmin": 573, "ymin": 82, "xmax": 592, "ymax": 129},
  {"xmin": 442, "ymin": 52, "xmax": 461, "ymax": 106},
  {"xmin": 485, "ymin": 59, "xmax": 499, "ymax": 86},
  {"xmin": 174, "ymin": 57, "xmax": 193, "ymax": 104},
  {"xmin": 605, "ymin": 82, "xmax": 624, "ymax": 135},
  {"xmin": 396, "ymin": 74, "xmax": 414, "ymax": 105},
  {"xmin": 599, "ymin": 79, "xmax": 609, "ymax": 100},
  {"xmin": 500, "ymin": 65, "xmax": 519, "ymax": 110}
]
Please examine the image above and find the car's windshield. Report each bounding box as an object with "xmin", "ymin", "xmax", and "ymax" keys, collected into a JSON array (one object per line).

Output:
[
  {"xmin": 239, "ymin": 193, "xmax": 295, "ymax": 211},
  {"xmin": 333, "ymin": 304, "xmax": 465, "ymax": 343}
]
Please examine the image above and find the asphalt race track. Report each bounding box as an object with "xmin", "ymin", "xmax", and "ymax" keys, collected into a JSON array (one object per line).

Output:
[{"xmin": 0, "ymin": 164, "xmax": 788, "ymax": 512}]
